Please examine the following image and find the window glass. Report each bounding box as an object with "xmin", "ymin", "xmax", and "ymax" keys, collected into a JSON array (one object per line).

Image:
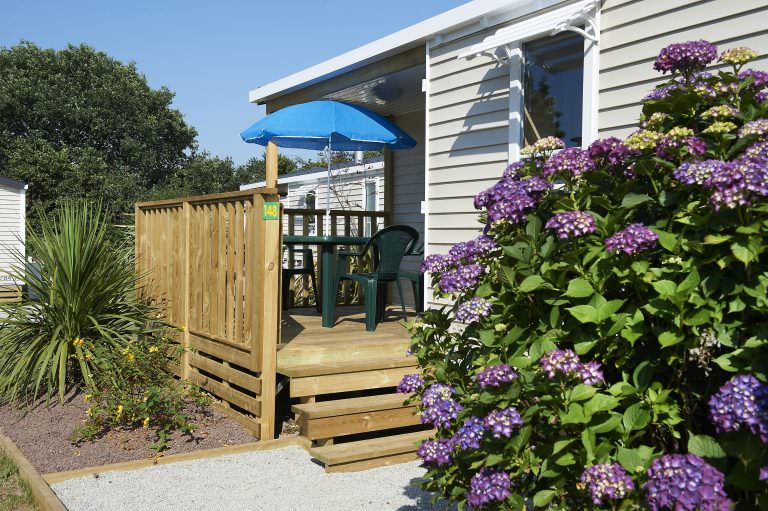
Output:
[
  {"xmin": 365, "ymin": 181, "xmax": 377, "ymax": 212},
  {"xmin": 523, "ymin": 32, "xmax": 584, "ymax": 147}
]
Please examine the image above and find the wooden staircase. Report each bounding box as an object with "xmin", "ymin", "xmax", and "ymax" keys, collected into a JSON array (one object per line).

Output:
[{"xmin": 278, "ymin": 308, "xmax": 430, "ymax": 472}]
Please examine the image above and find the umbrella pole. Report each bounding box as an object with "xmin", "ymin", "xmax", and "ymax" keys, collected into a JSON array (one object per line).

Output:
[{"xmin": 326, "ymin": 140, "xmax": 332, "ymax": 234}]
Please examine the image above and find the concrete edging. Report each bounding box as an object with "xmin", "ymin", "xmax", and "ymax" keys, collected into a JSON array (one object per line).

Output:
[
  {"xmin": 43, "ymin": 435, "xmax": 311, "ymax": 485},
  {"xmin": 0, "ymin": 430, "xmax": 68, "ymax": 511}
]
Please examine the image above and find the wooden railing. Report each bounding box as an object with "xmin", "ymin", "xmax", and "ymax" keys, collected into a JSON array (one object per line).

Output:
[
  {"xmin": 282, "ymin": 209, "xmax": 389, "ymax": 307},
  {"xmin": 135, "ymin": 187, "xmax": 281, "ymax": 440}
]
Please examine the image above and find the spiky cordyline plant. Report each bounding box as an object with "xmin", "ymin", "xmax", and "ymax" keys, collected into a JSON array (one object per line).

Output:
[{"xmin": 0, "ymin": 202, "xmax": 163, "ymax": 403}]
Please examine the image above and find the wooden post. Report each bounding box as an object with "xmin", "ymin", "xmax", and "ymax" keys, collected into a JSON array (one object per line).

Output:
[
  {"xmin": 383, "ymin": 148, "xmax": 394, "ymax": 226},
  {"xmin": 181, "ymin": 201, "xmax": 192, "ymax": 379},
  {"xmin": 253, "ymin": 191, "xmax": 281, "ymax": 441},
  {"xmin": 265, "ymin": 141, "xmax": 278, "ymax": 189}
]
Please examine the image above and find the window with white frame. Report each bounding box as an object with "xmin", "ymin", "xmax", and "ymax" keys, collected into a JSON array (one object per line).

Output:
[{"xmin": 458, "ymin": 0, "xmax": 599, "ymax": 161}]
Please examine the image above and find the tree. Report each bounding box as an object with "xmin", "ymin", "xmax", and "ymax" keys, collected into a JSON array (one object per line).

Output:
[{"xmin": 0, "ymin": 42, "xmax": 196, "ymax": 222}]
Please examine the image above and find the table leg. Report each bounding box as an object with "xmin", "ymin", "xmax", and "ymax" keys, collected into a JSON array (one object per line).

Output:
[{"xmin": 321, "ymin": 244, "xmax": 335, "ymax": 328}]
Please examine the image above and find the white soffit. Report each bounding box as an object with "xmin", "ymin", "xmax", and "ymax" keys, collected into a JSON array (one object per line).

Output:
[
  {"xmin": 247, "ymin": 0, "xmax": 548, "ymax": 105},
  {"xmin": 457, "ymin": 0, "xmax": 598, "ymax": 59}
]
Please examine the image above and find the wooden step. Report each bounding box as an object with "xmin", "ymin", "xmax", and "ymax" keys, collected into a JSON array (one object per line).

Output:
[
  {"xmin": 277, "ymin": 336, "xmax": 411, "ymax": 368},
  {"xmin": 278, "ymin": 355, "xmax": 417, "ymax": 378},
  {"xmin": 292, "ymin": 393, "xmax": 416, "ymax": 418},
  {"xmin": 293, "ymin": 394, "xmax": 420, "ymax": 440},
  {"xmin": 310, "ymin": 430, "xmax": 434, "ymax": 473},
  {"xmin": 289, "ymin": 365, "xmax": 419, "ymax": 398}
]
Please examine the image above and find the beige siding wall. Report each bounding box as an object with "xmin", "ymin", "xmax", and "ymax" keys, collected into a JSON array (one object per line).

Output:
[
  {"xmin": 599, "ymin": 0, "xmax": 768, "ymax": 138},
  {"xmin": 0, "ymin": 183, "xmax": 24, "ymax": 286},
  {"xmin": 426, "ymin": 25, "xmax": 510, "ymax": 305},
  {"xmin": 391, "ymin": 110, "xmax": 426, "ymax": 305}
]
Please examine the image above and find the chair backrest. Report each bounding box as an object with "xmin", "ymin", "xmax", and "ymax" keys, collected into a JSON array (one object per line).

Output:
[{"xmin": 368, "ymin": 225, "xmax": 419, "ymax": 279}]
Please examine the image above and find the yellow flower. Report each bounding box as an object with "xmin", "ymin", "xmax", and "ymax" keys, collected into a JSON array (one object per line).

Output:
[
  {"xmin": 701, "ymin": 105, "xmax": 738, "ymax": 119},
  {"xmin": 85, "ymin": 352, "xmax": 93, "ymax": 361},
  {"xmin": 625, "ymin": 130, "xmax": 664, "ymax": 151},
  {"xmin": 180, "ymin": 325, "xmax": 188, "ymax": 332},
  {"xmin": 72, "ymin": 337, "xmax": 85, "ymax": 347},
  {"xmin": 494, "ymin": 323, "xmax": 508, "ymax": 333},
  {"xmin": 83, "ymin": 394, "xmax": 92, "ymax": 403},
  {"xmin": 121, "ymin": 348, "xmax": 135, "ymax": 363},
  {"xmin": 720, "ymin": 47, "xmax": 758, "ymax": 66},
  {"xmin": 116, "ymin": 404, "xmax": 124, "ymax": 417},
  {"xmin": 148, "ymin": 346, "xmax": 159, "ymax": 353},
  {"xmin": 142, "ymin": 417, "xmax": 150, "ymax": 429},
  {"xmin": 643, "ymin": 112, "xmax": 668, "ymax": 129},
  {"xmin": 666, "ymin": 126, "xmax": 694, "ymax": 140},
  {"xmin": 703, "ymin": 121, "xmax": 737, "ymax": 134}
]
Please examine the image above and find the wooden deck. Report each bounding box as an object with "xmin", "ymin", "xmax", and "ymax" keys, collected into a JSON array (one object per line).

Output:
[{"xmin": 278, "ymin": 306, "xmax": 428, "ymax": 471}]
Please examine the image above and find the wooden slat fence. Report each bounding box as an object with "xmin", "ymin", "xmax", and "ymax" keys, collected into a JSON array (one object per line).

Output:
[
  {"xmin": 283, "ymin": 209, "xmax": 389, "ymax": 307},
  {"xmin": 135, "ymin": 188, "xmax": 281, "ymax": 440}
]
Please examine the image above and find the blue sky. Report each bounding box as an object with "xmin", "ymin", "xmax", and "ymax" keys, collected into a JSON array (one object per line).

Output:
[{"xmin": 1, "ymin": 0, "xmax": 468, "ymax": 164}]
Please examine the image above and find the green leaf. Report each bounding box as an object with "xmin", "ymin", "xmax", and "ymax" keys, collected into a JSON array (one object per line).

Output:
[
  {"xmin": 569, "ymin": 384, "xmax": 596, "ymax": 402},
  {"xmin": 658, "ymin": 330, "xmax": 684, "ymax": 347},
  {"xmin": 561, "ymin": 403, "xmax": 588, "ymax": 424},
  {"xmin": 564, "ymin": 278, "xmax": 594, "ymax": 298},
  {"xmin": 653, "ymin": 228, "xmax": 678, "ymax": 252},
  {"xmin": 731, "ymin": 241, "xmax": 756, "ymax": 265},
  {"xmin": 533, "ymin": 490, "xmax": 556, "ymax": 508},
  {"xmin": 584, "ymin": 394, "xmax": 619, "ymax": 415},
  {"xmin": 479, "ymin": 329, "xmax": 497, "ymax": 347},
  {"xmin": 623, "ymin": 403, "xmax": 651, "ymax": 432},
  {"xmin": 567, "ymin": 305, "xmax": 598, "ymax": 324},
  {"xmin": 616, "ymin": 447, "xmax": 646, "ymax": 474},
  {"xmin": 688, "ymin": 434, "xmax": 726, "ymax": 461},
  {"xmin": 621, "ymin": 193, "xmax": 653, "ymax": 208},
  {"xmin": 652, "ymin": 280, "xmax": 677, "ymax": 298},
  {"xmin": 704, "ymin": 233, "xmax": 731, "ymax": 245},
  {"xmin": 632, "ymin": 362, "xmax": 653, "ymax": 389},
  {"xmin": 519, "ymin": 275, "xmax": 553, "ymax": 292}
]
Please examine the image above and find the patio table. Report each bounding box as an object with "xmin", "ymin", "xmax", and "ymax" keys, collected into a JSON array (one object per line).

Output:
[{"xmin": 283, "ymin": 235, "xmax": 369, "ymax": 328}]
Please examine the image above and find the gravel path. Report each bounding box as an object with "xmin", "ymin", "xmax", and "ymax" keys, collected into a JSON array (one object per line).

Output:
[{"xmin": 52, "ymin": 446, "xmax": 454, "ymax": 511}]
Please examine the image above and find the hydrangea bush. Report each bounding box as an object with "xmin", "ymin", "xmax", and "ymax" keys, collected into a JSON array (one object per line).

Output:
[{"xmin": 405, "ymin": 41, "xmax": 768, "ymax": 509}]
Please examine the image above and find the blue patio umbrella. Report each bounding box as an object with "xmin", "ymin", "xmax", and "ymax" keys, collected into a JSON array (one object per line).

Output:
[{"xmin": 240, "ymin": 100, "xmax": 417, "ymax": 225}]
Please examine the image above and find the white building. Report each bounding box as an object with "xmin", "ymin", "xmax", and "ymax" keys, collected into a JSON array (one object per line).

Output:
[
  {"xmin": 247, "ymin": 0, "xmax": 768, "ymax": 307},
  {"xmin": 0, "ymin": 176, "xmax": 26, "ymax": 302}
]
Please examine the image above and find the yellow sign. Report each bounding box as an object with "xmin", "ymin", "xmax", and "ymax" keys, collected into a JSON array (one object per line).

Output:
[{"xmin": 262, "ymin": 202, "xmax": 280, "ymax": 220}]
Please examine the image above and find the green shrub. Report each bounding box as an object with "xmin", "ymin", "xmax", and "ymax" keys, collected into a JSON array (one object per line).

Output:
[
  {"xmin": 72, "ymin": 333, "xmax": 209, "ymax": 452},
  {"xmin": 406, "ymin": 42, "xmax": 768, "ymax": 509},
  {"xmin": 0, "ymin": 202, "xmax": 161, "ymax": 401}
]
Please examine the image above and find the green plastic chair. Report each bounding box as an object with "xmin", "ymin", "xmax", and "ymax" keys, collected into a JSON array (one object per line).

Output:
[
  {"xmin": 330, "ymin": 225, "xmax": 419, "ymax": 332},
  {"xmin": 397, "ymin": 243, "xmax": 424, "ymax": 313}
]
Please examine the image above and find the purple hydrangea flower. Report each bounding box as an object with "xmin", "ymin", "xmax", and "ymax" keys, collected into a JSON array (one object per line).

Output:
[
  {"xmin": 421, "ymin": 397, "xmax": 464, "ymax": 429},
  {"xmin": 467, "ymin": 469, "xmax": 512, "ymax": 508},
  {"xmin": 654, "ymin": 40, "xmax": 718, "ymax": 74},
  {"xmin": 476, "ymin": 364, "xmax": 518, "ymax": 389},
  {"xmin": 420, "ymin": 253, "xmax": 457, "ymax": 274},
  {"xmin": 739, "ymin": 118, "xmax": 768, "ymax": 138},
  {"xmin": 579, "ymin": 361, "xmax": 605, "ymax": 386},
  {"xmin": 397, "ymin": 373, "xmax": 424, "ymax": 394},
  {"xmin": 523, "ymin": 176, "xmax": 552, "ymax": 196},
  {"xmin": 542, "ymin": 147, "xmax": 596, "ymax": 178},
  {"xmin": 452, "ymin": 417, "xmax": 486, "ymax": 450},
  {"xmin": 487, "ymin": 194, "xmax": 538, "ymax": 224},
  {"xmin": 580, "ymin": 463, "xmax": 635, "ymax": 505},
  {"xmin": 644, "ymin": 454, "xmax": 732, "ymax": 511},
  {"xmin": 605, "ymin": 223, "xmax": 659, "ymax": 255},
  {"xmin": 545, "ymin": 211, "xmax": 596, "ymax": 239},
  {"xmin": 739, "ymin": 68, "xmax": 768, "ymax": 89},
  {"xmin": 708, "ymin": 374, "xmax": 768, "ymax": 443},
  {"xmin": 421, "ymin": 383, "xmax": 456, "ymax": 408},
  {"xmin": 588, "ymin": 137, "xmax": 635, "ymax": 167},
  {"xmin": 656, "ymin": 136, "xmax": 707, "ymax": 161},
  {"xmin": 448, "ymin": 235, "xmax": 498, "ymax": 264},
  {"xmin": 416, "ymin": 438, "xmax": 453, "ymax": 466},
  {"xmin": 745, "ymin": 141, "xmax": 768, "ymax": 159},
  {"xmin": 757, "ymin": 91, "xmax": 768, "ymax": 103},
  {"xmin": 540, "ymin": 349, "xmax": 582, "ymax": 379},
  {"xmin": 704, "ymin": 160, "xmax": 749, "ymax": 209},
  {"xmin": 741, "ymin": 157, "xmax": 768, "ymax": 197},
  {"xmin": 456, "ymin": 297, "xmax": 493, "ymax": 324},
  {"xmin": 439, "ymin": 264, "xmax": 484, "ymax": 294},
  {"xmin": 483, "ymin": 406, "xmax": 523, "ymax": 438},
  {"xmin": 502, "ymin": 161, "xmax": 525, "ymax": 179},
  {"xmin": 760, "ymin": 466, "xmax": 768, "ymax": 481},
  {"xmin": 674, "ymin": 159, "xmax": 727, "ymax": 186}
]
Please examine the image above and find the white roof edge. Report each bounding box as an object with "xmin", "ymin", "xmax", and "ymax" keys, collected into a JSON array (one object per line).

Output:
[
  {"xmin": 240, "ymin": 160, "xmax": 385, "ymax": 190},
  {"xmin": 248, "ymin": 0, "xmax": 534, "ymax": 105}
]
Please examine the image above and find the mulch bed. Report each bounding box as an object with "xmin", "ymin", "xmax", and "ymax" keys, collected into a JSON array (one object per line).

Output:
[{"xmin": 0, "ymin": 390, "xmax": 259, "ymax": 475}]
